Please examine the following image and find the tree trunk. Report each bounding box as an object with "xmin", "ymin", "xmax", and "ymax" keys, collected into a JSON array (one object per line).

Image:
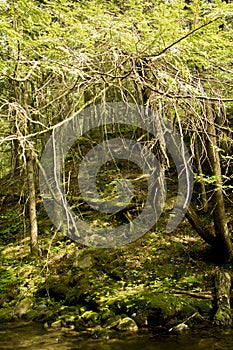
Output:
[
  {"xmin": 194, "ymin": 139, "xmax": 208, "ymax": 211},
  {"xmin": 212, "ymin": 271, "xmax": 232, "ymax": 326},
  {"xmin": 206, "ymin": 103, "xmax": 233, "ymax": 262},
  {"xmin": 11, "ymin": 137, "xmax": 20, "ymax": 178},
  {"xmin": 185, "ymin": 203, "xmax": 216, "ymax": 245},
  {"xmin": 26, "ymin": 149, "xmax": 39, "ymax": 255}
]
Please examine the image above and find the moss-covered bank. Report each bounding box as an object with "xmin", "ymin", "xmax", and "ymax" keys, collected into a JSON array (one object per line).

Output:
[{"xmin": 1, "ymin": 213, "xmax": 227, "ymax": 335}]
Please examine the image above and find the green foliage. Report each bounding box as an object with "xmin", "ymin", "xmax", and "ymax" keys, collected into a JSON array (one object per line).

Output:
[
  {"xmin": 0, "ymin": 210, "xmax": 23, "ymax": 242},
  {"xmin": 0, "ymin": 0, "xmax": 233, "ymax": 314},
  {"xmin": 0, "ymin": 268, "xmax": 17, "ymax": 298},
  {"xmin": 195, "ymin": 173, "xmax": 222, "ymax": 185}
]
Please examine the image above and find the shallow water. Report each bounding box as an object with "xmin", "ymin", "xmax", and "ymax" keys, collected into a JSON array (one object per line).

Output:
[{"xmin": 0, "ymin": 323, "xmax": 233, "ymax": 350}]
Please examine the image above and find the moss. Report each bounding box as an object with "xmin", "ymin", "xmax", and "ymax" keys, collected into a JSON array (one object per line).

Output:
[
  {"xmin": 14, "ymin": 297, "xmax": 33, "ymax": 319},
  {"xmin": 81, "ymin": 310, "xmax": 100, "ymax": 327},
  {"xmin": 25, "ymin": 307, "xmax": 57, "ymax": 323},
  {"xmin": 102, "ymin": 291, "xmax": 212, "ymax": 328},
  {"xmin": 100, "ymin": 308, "xmax": 115, "ymax": 322},
  {"xmin": 213, "ymin": 308, "xmax": 232, "ymax": 326},
  {"xmin": 0, "ymin": 308, "xmax": 14, "ymax": 323},
  {"xmin": 104, "ymin": 315, "xmax": 121, "ymax": 329},
  {"xmin": 51, "ymin": 319, "xmax": 63, "ymax": 328},
  {"xmin": 149, "ymin": 294, "xmax": 182, "ymax": 318},
  {"xmin": 150, "ymin": 294, "xmax": 211, "ymax": 318},
  {"xmin": 116, "ymin": 317, "xmax": 138, "ymax": 332}
]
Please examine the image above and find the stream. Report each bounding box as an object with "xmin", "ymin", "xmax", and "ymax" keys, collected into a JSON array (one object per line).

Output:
[{"xmin": 0, "ymin": 323, "xmax": 233, "ymax": 350}]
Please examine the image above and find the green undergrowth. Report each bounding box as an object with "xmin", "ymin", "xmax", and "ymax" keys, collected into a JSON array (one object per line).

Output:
[{"xmin": 0, "ymin": 213, "xmax": 218, "ymax": 329}]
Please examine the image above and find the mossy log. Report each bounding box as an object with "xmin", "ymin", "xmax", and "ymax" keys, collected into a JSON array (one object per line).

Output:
[{"xmin": 212, "ymin": 271, "xmax": 232, "ymax": 326}]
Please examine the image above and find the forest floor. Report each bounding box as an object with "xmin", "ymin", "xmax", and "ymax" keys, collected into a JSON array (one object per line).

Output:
[{"xmin": 1, "ymin": 192, "xmax": 232, "ymax": 337}]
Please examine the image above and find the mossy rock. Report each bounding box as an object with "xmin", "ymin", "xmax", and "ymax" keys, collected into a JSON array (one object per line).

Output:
[
  {"xmin": 14, "ymin": 297, "xmax": 33, "ymax": 319},
  {"xmin": 103, "ymin": 292, "xmax": 212, "ymax": 327},
  {"xmin": 81, "ymin": 310, "xmax": 99, "ymax": 327},
  {"xmin": 25, "ymin": 307, "xmax": 57, "ymax": 323},
  {"xmin": 104, "ymin": 315, "xmax": 121, "ymax": 329},
  {"xmin": 149, "ymin": 294, "xmax": 194, "ymax": 319},
  {"xmin": 148, "ymin": 293, "xmax": 212, "ymax": 324},
  {"xmin": 58, "ymin": 306, "xmax": 80, "ymax": 325},
  {"xmin": 106, "ymin": 293, "xmax": 149, "ymax": 315},
  {"xmin": 116, "ymin": 317, "xmax": 138, "ymax": 332},
  {"xmin": 51, "ymin": 319, "xmax": 64, "ymax": 328}
]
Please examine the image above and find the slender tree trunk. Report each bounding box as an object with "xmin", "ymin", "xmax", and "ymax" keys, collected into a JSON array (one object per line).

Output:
[
  {"xmin": 11, "ymin": 137, "xmax": 20, "ymax": 178},
  {"xmin": 206, "ymin": 103, "xmax": 233, "ymax": 261},
  {"xmin": 194, "ymin": 139, "xmax": 208, "ymax": 211},
  {"xmin": 26, "ymin": 149, "xmax": 39, "ymax": 255}
]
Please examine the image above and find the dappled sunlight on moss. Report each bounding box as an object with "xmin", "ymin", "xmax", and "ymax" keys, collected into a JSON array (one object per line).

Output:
[
  {"xmin": 1, "ymin": 239, "xmax": 30, "ymax": 259},
  {"xmin": 0, "ymin": 215, "xmax": 217, "ymax": 329}
]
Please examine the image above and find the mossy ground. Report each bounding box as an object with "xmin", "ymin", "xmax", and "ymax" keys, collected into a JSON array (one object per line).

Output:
[{"xmin": 0, "ymin": 205, "xmax": 221, "ymax": 332}]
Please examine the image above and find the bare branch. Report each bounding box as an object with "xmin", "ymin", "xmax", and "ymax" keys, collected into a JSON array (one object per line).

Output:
[{"xmin": 143, "ymin": 17, "xmax": 221, "ymax": 58}]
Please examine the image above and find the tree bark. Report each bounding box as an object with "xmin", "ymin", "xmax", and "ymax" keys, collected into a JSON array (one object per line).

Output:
[
  {"xmin": 212, "ymin": 271, "xmax": 232, "ymax": 326},
  {"xmin": 26, "ymin": 149, "xmax": 39, "ymax": 255},
  {"xmin": 194, "ymin": 139, "xmax": 208, "ymax": 211},
  {"xmin": 206, "ymin": 103, "xmax": 233, "ymax": 262},
  {"xmin": 185, "ymin": 203, "xmax": 216, "ymax": 245}
]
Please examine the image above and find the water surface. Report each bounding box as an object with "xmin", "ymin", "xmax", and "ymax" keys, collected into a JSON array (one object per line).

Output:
[{"xmin": 0, "ymin": 323, "xmax": 233, "ymax": 350}]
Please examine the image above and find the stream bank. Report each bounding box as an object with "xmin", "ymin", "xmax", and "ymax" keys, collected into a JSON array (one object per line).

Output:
[{"xmin": 1, "ymin": 214, "xmax": 232, "ymax": 336}]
